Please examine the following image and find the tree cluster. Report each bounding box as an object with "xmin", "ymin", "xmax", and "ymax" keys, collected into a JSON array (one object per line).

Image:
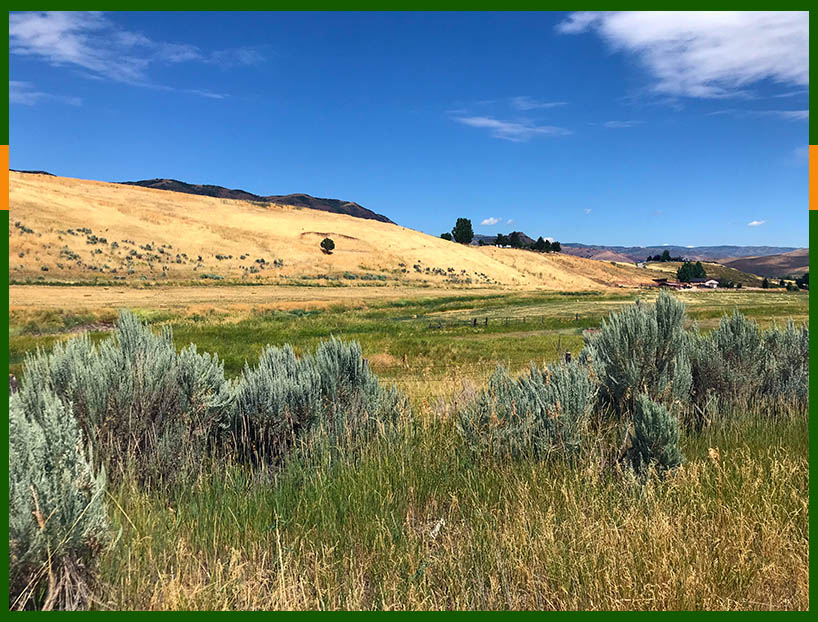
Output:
[
  {"xmin": 795, "ymin": 272, "xmax": 809, "ymax": 290},
  {"xmin": 676, "ymin": 261, "xmax": 706, "ymax": 283},
  {"xmin": 647, "ymin": 250, "xmax": 685, "ymax": 262}
]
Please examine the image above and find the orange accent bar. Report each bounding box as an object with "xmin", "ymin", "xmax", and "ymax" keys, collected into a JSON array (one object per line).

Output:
[
  {"xmin": 1, "ymin": 146, "xmax": 7, "ymax": 211},
  {"xmin": 811, "ymin": 145, "xmax": 818, "ymax": 210}
]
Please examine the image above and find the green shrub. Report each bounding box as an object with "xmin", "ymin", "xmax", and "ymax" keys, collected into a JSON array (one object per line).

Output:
[
  {"xmin": 583, "ymin": 292, "xmax": 691, "ymax": 414},
  {"xmin": 458, "ymin": 360, "xmax": 597, "ymax": 460},
  {"xmin": 689, "ymin": 312, "xmax": 808, "ymax": 418},
  {"xmin": 629, "ymin": 393, "xmax": 684, "ymax": 474},
  {"xmin": 689, "ymin": 310, "xmax": 764, "ymax": 413},
  {"xmin": 229, "ymin": 337, "xmax": 403, "ymax": 466},
  {"xmin": 9, "ymin": 389, "xmax": 107, "ymax": 610},
  {"xmin": 761, "ymin": 320, "xmax": 809, "ymax": 405},
  {"xmin": 19, "ymin": 311, "xmax": 232, "ymax": 484}
]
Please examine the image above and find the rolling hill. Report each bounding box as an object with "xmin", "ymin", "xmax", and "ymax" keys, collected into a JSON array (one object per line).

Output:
[
  {"xmin": 645, "ymin": 261, "xmax": 765, "ymax": 288},
  {"xmin": 561, "ymin": 243, "xmax": 800, "ymax": 263},
  {"xmin": 118, "ymin": 178, "xmax": 394, "ymax": 224},
  {"xmin": 10, "ymin": 172, "xmax": 666, "ymax": 291},
  {"xmin": 720, "ymin": 248, "xmax": 809, "ymax": 278}
]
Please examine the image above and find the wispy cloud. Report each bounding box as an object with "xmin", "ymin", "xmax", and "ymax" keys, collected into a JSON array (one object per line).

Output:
[
  {"xmin": 506, "ymin": 219, "xmax": 514, "ymax": 225},
  {"xmin": 584, "ymin": 208, "xmax": 592, "ymax": 215},
  {"xmin": 557, "ymin": 11, "xmax": 808, "ymax": 99},
  {"xmin": 9, "ymin": 11, "xmax": 264, "ymax": 96},
  {"xmin": 747, "ymin": 220, "xmax": 766, "ymax": 227},
  {"xmin": 480, "ymin": 217, "xmax": 502, "ymax": 226},
  {"xmin": 709, "ymin": 108, "xmax": 808, "ymax": 120},
  {"xmin": 509, "ymin": 96, "xmax": 567, "ymax": 110},
  {"xmin": 603, "ymin": 120, "xmax": 643, "ymax": 128},
  {"xmin": 453, "ymin": 116, "xmax": 571, "ymax": 142},
  {"xmin": 9, "ymin": 80, "xmax": 81, "ymax": 105}
]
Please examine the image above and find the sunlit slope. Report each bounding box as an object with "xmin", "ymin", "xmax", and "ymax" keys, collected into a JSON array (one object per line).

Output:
[{"xmin": 9, "ymin": 172, "xmax": 656, "ymax": 289}]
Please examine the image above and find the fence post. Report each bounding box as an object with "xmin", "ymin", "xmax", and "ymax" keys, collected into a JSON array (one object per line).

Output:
[
  {"xmin": 472, "ymin": 318, "xmax": 477, "ymax": 327},
  {"xmin": 484, "ymin": 317, "xmax": 488, "ymax": 326}
]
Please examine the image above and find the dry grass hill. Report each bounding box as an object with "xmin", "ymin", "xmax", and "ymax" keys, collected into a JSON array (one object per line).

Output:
[
  {"xmin": 720, "ymin": 248, "xmax": 809, "ymax": 278},
  {"xmin": 9, "ymin": 172, "xmax": 671, "ymax": 291}
]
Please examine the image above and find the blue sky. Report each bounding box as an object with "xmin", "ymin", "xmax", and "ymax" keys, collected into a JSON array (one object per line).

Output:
[{"xmin": 9, "ymin": 11, "xmax": 809, "ymax": 247}]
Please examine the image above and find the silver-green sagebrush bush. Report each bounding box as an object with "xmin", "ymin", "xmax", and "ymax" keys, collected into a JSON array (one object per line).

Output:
[
  {"xmin": 761, "ymin": 320, "xmax": 809, "ymax": 404},
  {"xmin": 583, "ymin": 292, "xmax": 691, "ymax": 415},
  {"xmin": 229, "ymin": 336, "xmax": 403, "ymax": 465},
  {"xmin": 629, "ymin": 393, "xmax": 684, "ymax": 473},
  {"xmin": 689, "ymin": 311, "xmax": 809, "ymax": 418},
  {"xmin": 9, "ymin": 389, "xmax": 107, "ymax": 610},
  {"xmin": 458, "ymin": 359, "xmax": 597, "ymax": 460},
  {"xmin": 19, "ymin": 310, "xmax": 232, "ymax": 484}
]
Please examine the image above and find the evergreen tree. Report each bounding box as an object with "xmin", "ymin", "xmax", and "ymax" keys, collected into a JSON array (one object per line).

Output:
[
  {"xmin": 552, "ymin": 241, "xmax": 561, "ymax": 253},
  {"xmin": 451, "ymin": 218, "xmax": 474, "ymax": 244},
  {"xmin": 495, "ymin": 233, "xmax": 508, "ymax": 246},
  {"xmin": 440, "ymin": 232, "xmax": 453, "ymax": 241},
  {"xmin": 543, "ymin": 239, "xmax": 552, "ymax": 252},
  {"xmin": 509, "ymin": 232, "xmax": 523, "ymax": 248},
  {"xmin": 661, "ymin": 250, "xmax": 671, "ymax": 262},
  {"xmin": 534, "ymin": 236, "xmax": 546, "ymax": 252}
]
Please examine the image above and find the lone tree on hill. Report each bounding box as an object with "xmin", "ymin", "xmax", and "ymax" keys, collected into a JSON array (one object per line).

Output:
[
  {"xmin": 440, "ymin": 232, "xmax": 453, "ymax": 241},
  {"xmin": 451, "ymin": 218, "xmax": 474, "ymax": 244},
  {"xmin": 320, "ymin": 237, "xmax": 335, "ymax": 254}
]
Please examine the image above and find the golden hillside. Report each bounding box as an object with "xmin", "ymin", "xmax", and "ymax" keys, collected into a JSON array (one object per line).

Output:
[{"xmin": 9, "ymin": 172, "xmax": 659, "ymax": 290}]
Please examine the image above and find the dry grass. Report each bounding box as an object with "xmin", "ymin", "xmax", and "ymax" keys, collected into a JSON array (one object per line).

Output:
[
  {"xmin": 96, "ymin": 412, "xmax": 808, "ymax": 611},
  {"xmin": 10, "ymin": 172, "xmax": 663, "ymax": 289}
]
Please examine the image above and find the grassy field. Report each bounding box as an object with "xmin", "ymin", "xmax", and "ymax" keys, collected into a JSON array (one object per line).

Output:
[
  {"xmin": 9, "ymin": 287, "xmax": 809, "ymax": 610},
  {"xmin": 9, "ymin": 287, "xmax": 809, "ymax": 402}
]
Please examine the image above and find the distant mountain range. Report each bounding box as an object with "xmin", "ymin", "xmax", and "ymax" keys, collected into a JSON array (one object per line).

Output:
[
  {"xmin": 118, "ymin": 178, "xmax": 394, "ymax": 224},
  {"xmin": 560, "ymin": 243, "xmax": 802, "ymax": 263}
]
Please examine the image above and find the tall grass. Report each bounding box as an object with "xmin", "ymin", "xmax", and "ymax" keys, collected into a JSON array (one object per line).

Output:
[{"xmin": 97, "ymin": 409, "xmax": 808, "ymax": 610}]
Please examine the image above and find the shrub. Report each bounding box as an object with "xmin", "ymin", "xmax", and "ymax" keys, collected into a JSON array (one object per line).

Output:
[
  {"xmin": 320, "ymin": 238, "xmax": 335, "ymax": 254},
  {"xmin": 229, "ymin": 337, "xmax": 402, "ymax": 465},
  {"xmin": 458, "ymin": 360, "xmax": 597, "ymax": 460},
  {"xmin": 9, "ymin": 389, "xmax": 107, "ymax": 610},
  {"xmin": 583, "ymin": 292, "xmax": 691, "ymax": 414},
  {"xmin": 761, "ymin": 320, "xmax": 809, "ymax": 405},
  {"xmin": 629, "ymin": 394, "xmax": 684, "ymax": 474},
  {"xmin": 688, "ymin": 310, "xmax": 764, "ymax": 413},
  {"xmin": 18, "ymin": 311, "xmax": 232, "ymax": 484}
]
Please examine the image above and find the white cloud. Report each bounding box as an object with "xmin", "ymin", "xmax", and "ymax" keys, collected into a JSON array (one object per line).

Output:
[
  {"xmin": 480, "ymin": 217, "xmax": 502, "ymax": 226},
  {"xmin": 557, "ymin": 11, "xmax": 808, "ymax": 98},
  {"xmin": 453, "ymin": 116, "xmax": 571, "ymax": 142},
  {"xmin": 509, "ymin": 96, "xmax": 567, "ymax": 110},
  {"xmin": 506, "ymin": 219, "xmax": 514, "ymax": 225},
  {"xmin": 584, "ymin": 208, "xmax": 592, "ymax": 215},
  {"xmin": 9, "ymin": 80, "xmax": 81, "ymax": 105},
  {"xmin": 709, "ymin": 108, "xmax": 808, "ymax": 120},
  {"xmin": 603, "ymin": 120, "xmax": 643, "ymax": 128},
  {"xmin": 9, "ymin": 11, "xmax": 263, "ymax": 93},
  {"xmin": 747, "ymin": 220, "xmax": 766, "ymax": 227}
]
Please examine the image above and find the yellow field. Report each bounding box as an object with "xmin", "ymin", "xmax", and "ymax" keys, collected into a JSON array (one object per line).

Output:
[{"xmin": 10, "ymin": 172, "xmax": 663, "ymax": 289}]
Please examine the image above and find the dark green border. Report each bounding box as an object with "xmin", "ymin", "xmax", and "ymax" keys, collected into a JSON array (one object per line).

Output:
[{"xmin": 4, "ymin": 8, "xmax": 814, "ymax": 614}]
